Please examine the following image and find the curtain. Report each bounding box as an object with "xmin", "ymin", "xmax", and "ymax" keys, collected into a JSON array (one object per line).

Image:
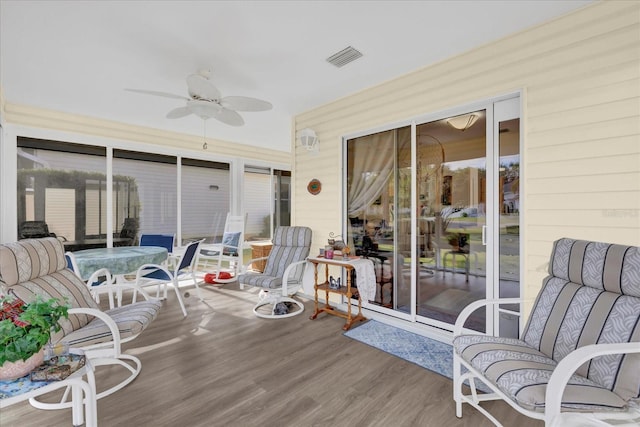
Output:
[{"xmin": 347, "ymin": 131, "xmax": 395, "ymax": 218}]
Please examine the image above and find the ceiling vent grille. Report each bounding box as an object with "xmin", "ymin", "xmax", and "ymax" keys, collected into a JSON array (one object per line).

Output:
[{"xmin": 326, "ymin": 46, "xmax": 363, "ymax": 68}]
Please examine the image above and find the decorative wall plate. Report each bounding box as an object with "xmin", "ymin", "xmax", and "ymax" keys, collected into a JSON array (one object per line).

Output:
[{"xmin": 307, "ymin": 179, "xmax": 322, "ymax": 195}]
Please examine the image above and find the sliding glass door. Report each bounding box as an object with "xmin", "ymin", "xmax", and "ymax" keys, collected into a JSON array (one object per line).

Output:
[
  {"xmin": 345, "ymin": 96, "xmax": 521, "ymax": 334},
  {"xmin": 414, "ymin": 110, "xmax": 488, "ymax": 331}
]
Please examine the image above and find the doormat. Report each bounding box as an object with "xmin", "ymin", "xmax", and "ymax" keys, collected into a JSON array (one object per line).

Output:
[{"xmin": 343, "ymin": 320, "xmax": 491, "ymax": 393}]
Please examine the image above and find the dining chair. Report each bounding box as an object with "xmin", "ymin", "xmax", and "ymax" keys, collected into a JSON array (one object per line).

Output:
[
  {"xmin": 139, "ymin": 233, "xmax": 175, "ymax": 252},
  {"xmin": 134, "ymin": 239, "xmax": 204, "ymax": 317},
  {"xmin": 139, "ymin": 233, "xmax": 177, "ymax": 268},
  {"xmin": 66, "ymin": 252, "xmax": 116, "ymax": 307}
]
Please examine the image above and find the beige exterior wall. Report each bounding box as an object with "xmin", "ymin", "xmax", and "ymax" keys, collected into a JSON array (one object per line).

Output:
[
  {"xmin": 293, "ymin": 1, "xmax": 640, "ymax": 307},
  {"xmin": 3, "ymin": 101, "xmax": 290, "ymax": 161}
]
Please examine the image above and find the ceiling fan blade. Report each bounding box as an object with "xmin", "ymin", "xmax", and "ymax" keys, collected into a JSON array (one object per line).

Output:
[
  {"xmin": 125, "ymin": 88, "xmax": 189, "ymax": 101},
  {"xmin": 186, "ymin": 74, "xmax": 221, "ymax": 101},
  {"xmin": 166, "ymin": 106, "xmax": 192, "ymax": 119},
  {"xmin": 213, "ymin": 108, "xmax": 245, "ymax": 127},
  {"xmin": 220, "ymin": 96, "xmax": 272, "ymax": 112}
]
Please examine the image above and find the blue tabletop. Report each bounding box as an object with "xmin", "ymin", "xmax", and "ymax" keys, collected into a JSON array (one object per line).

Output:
[{"xmin": 72, "ymin": 246, "xmax": 168, "ymax": 279}]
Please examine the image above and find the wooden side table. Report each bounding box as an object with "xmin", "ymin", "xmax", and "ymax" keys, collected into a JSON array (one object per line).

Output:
[
  {"xmin": 308, "ymin": 257, "xmax": 368, "ymax": 331},
  {"xmin": 250, "ymin": 242, "xmax": 273, "ymax": 272}
]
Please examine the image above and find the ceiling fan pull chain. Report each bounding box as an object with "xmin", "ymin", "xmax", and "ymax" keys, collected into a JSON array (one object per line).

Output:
[{"xmin": 202, "ymin": 119, "xmax": 208, "ymax": 150}]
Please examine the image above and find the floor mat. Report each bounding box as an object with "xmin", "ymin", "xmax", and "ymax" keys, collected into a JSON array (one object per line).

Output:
[{"xmin": 344, "ymin": 319, "xmax": 491, "ymax": 392}]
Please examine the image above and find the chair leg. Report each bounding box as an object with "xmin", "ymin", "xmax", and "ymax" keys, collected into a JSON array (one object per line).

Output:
[
  {"xmin": 173, "ymin": 278, "xmax": 188, "ymax": 316},
  {"xmin": 191, "ymin": 271, "xmax": 203, "ymax": 301}
]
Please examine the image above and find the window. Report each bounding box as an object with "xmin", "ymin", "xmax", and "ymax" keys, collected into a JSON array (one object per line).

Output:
[
  {"xmin": 244, "ymin": 166, "xmax": 272, "ymax": 240},
  {"xmin": 112, "ymin": 150, "xmax": 177, "ymax": 242},
  {"xmin": 17, "ymin": 137, "xmax": 107, "ymax": 241},
  {"xmin": 181, "ymin": 158, "xmax": 230, "ymax": 244}
]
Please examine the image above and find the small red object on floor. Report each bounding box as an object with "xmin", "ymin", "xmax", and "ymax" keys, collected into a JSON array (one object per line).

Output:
[{"xmin": 204, "ymin": 271, "xmax": 233, "ymax": 284}]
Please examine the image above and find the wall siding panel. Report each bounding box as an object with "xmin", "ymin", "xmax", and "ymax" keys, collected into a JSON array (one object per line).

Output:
[{"xmin": 294, "ymin": 1, "xmax": 640, "ymax": 315}]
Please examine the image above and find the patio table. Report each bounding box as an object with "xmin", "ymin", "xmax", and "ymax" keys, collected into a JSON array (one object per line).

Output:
[{"xmin": 71, "ymin": 246, "xmax": 168, "ymax": 281}]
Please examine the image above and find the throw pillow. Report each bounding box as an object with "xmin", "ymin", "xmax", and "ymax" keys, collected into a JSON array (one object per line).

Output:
[{"xmin": 222, "ymin": 232, "xmax": 241, "ymax": 255}]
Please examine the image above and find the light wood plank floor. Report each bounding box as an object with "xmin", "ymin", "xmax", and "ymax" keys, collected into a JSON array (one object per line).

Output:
[{"xmin": 2, "ymin": 282, "xmax": 543, "ymax": 426}]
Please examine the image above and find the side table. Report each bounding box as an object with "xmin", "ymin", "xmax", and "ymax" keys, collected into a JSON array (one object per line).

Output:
[
  {"xmin": 250, "ymin": 242, "xmax": 273, "ymax": 272},
  {"xmin": 0, "ymin": 349, "xmax": 97, "ymax": 426},
  {"xmin": 308, "ymin": 257, "xmax": 375, "ymax": 331}
]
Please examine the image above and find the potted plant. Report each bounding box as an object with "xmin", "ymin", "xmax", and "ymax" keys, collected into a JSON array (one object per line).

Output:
[
  {"xmin": 447, "ymin": 233, "xmax": 461, "ymax": 251},
  {"xmin": 0, "ymin": 291, "xmax": 69, "ymax": 380}
]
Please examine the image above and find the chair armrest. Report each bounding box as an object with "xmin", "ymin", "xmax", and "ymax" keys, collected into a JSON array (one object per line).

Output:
[
  {"xmin": 86, "ymin": 267, "xmax": 112, "ymax": 286},
  {"xmin": 135, "ymin": 263, "xmax": 173, "ymax": 281},
  {"xmin": 67, "ymin": 307, "xmax": 122, "ymax": 357},
  {"xmin": 545, "ymin": 342, "xmax": 640, "ymax": 424},
  {"xmin": 281, "ymin": 259, "xmax": 308, "ymax": 296},
  {"xmin": 453, "ymin": 298, "xmax": 523, "ymax": 336}
]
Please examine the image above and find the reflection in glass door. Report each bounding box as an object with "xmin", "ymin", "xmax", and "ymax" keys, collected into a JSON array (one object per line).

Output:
[{"xmin": 415, "ymin": 111, "xmax": 488, "ymax": 331}]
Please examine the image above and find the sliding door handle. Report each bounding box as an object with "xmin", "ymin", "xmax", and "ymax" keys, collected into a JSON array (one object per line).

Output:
[{"xmin": 482, "ymin": 225, "xmax": 487, "ymax": 246}]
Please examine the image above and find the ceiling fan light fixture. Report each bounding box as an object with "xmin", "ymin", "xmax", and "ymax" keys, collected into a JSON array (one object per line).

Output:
[
  {"xmin": 187, "ymin": 99, "xmax": 221, "ymax": 119},
  {"xmin": 447, "ymin": 113, "xmax": 479, "ymax": 131}
]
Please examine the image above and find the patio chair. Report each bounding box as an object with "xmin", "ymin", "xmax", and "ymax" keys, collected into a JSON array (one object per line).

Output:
[
  {"xmin": 65, "ymin": 252, "xmax": 116, "ymax": 306},
  {"xmin": 198, "ymin": 213, "xmax": 246, "ymax": 283},
  {"xmin": 452, "ymin": 238, "xmax": 640, "ymax": 426},
  {"xmin": 140, "ymin": 233, "xmax": 177, "ymax": 268},
  {"xmin": 134, "ymin": 239, "xmax": 204, "ymax": 317},
  {"xmin": 0, "ymin": 237, "xmax": 162, "ymax": 407},
  {"xmin": 18, "ymin": 220, "xmax": 66, "ymax": 241},
  {"xmin": 119, "ymin": 218, "xmax": 139, "ymax": 246},
  {"xmin": 238, "ymin": 226, "xmax": 312, "ymax": 318}
]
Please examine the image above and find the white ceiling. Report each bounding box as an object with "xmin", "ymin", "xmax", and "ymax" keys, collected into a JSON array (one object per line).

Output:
[{"xmin": 0, "ymin": 0, "xmax": 592, "ymax": 152}]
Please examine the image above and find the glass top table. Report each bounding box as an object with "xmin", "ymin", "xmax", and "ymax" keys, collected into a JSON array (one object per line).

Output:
[
  {"xmin": 0, "ymin": 350, "xmax": 96, "ymax": 426},
  {"xmin": 71, "ymin": 246, "xmax": 168, "ymax": 280}
]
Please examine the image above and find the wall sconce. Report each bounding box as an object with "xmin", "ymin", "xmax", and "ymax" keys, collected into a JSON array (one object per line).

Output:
[
  {"xmin": 299, "ymin": 128, "xmax": 319, "ymax": 152},
  {"xmin": 446, "ymin": 113, "xmax": 479, "ymax": 131},
  {"xmin": 209, "ymin": 185, "xmax": 219, "ymax": 191}
]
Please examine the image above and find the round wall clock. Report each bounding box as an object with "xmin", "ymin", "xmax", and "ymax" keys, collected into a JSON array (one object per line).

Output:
[{"xmin": 307, "ymin": 179, "xmax": 322, "ymax": 195}]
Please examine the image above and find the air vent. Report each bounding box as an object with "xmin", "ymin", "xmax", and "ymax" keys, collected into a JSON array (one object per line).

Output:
[{"xmin": 326, "ymin": 46, "xmax": 363, "ymax": 68}]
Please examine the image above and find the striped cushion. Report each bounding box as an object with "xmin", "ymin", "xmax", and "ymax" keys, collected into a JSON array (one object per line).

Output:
[
  {"xmin": 453, "ymin": 335, "xmax": 628, "ymax": 412},
  {"xmin": 62, "ymin": 300, "xmax": 162, "ymax": 348},
  {"xmin": 238, "ymin": 274, "xmax": 282, "ymax": 289},
  {"xmin": 262, "ymin": 226, "xmax": 312, "ymax": 280},
  {"xmin": 522, "ymin": 239, "xmax": 640, "ymax": 402},
  {"xmin": 0, "ymin": 237, "xmax": 66, "ymax": 285},
  {"xmin": 0, "ymin": 238, "xmax": 162, "ymax": 350},
  {"xmin": 9, "ymin": 269, "xmax": 100, "ymax": 335},
  {"xmin": 549, "ymin": 238, "xmax": 640, "ymax": 297},
  {"xmin": 239, "ymin": 226, "xmax": 311, "ymax": 289},
  {"xmin": 455, "ymin": 238, "xmax": 640, "ymax": 412}
]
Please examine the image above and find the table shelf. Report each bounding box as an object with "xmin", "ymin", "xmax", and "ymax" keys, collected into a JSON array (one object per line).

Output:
[{"xmin": 308, "ymin": 258, "xmax": 366, "ymax": 331}]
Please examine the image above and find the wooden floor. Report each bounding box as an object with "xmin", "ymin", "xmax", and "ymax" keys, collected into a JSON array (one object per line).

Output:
[{"xmin": 2, "ymin": 281, "xmax": 543, "ymax": 427}]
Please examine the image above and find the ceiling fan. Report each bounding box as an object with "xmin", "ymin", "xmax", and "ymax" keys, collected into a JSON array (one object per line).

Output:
[{"xmin": 126, "ymin": 70, "xmax": 272, "ymax": 127}]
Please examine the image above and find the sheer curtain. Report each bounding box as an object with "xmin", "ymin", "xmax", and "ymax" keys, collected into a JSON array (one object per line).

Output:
[{"xmin": 347, "ymin": 131, "xmax": 395, "ymax": 218}]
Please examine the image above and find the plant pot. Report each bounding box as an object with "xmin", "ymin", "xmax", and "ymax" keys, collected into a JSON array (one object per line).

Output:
[{"xmin": 0, "ymin": 348, "xmax": 45, "ymax": 381}]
